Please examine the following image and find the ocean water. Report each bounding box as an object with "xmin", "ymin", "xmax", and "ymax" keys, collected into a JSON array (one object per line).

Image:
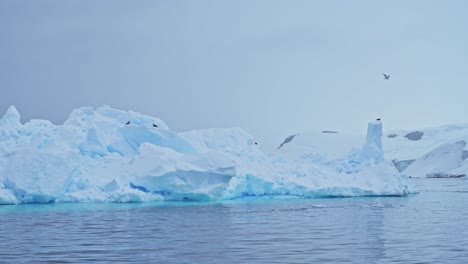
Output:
[{"xmin": 0, "ymin": 178, "xmax": 467, "ymax": 263}]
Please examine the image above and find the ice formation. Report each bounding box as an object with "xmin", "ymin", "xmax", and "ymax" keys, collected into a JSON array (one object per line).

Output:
[
  {"xmin": 384, "ymin": 124, "xmax": 468, "ymax": 177},
  {"xmin": 404, "ymin": 140, "xmax": 466, "ymax": 178},
  {"xmin": 0, "ymin": 106, "xmax": 415, "ymax": 205},
  {"xmin": 361, "ymin": 121, "xmax": 384, "ymax": 163}
]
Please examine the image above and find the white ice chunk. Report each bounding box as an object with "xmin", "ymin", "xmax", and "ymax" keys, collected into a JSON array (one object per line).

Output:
[
  {"xmin": 0, "ymin": 183, "xmax": 18, "ymax": 205},
  {"xmin": 361, "ymin": 121, "xmax": 384, "ymax": 163},
  {"xmin": 0, "ymin": 105, "xmax": 21, "ymax": 126},
  {"xmin": 130, "ymin": 143, "xmax": 235, "ymax": 200},
  {"xmin": 3, "ymin": 149, "xmax": 75, "ymax": 203}
]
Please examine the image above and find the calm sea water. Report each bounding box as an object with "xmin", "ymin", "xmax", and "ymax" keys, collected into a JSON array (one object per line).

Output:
[{"xmin": 0, "ymin": 178, "xmax": 467, "ymax": 263}]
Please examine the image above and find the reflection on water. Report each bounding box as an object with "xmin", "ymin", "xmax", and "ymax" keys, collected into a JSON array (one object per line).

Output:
[{"xmin": 0, "ymin": 178, "xmax": 467, "ymax": 263}]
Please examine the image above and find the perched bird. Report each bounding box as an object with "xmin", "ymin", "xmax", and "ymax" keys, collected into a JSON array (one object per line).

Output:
[
  {"xmin": 376, "ymin": 118, "xmax": 381, "ymax": 121},
  {"xmin": 153, "ymin": 123, "xmax": 158, "ymax": 128},
  {"xmin": 125, "ymin": 121, "xmax": 131, "ymax": 125},
  {"xmin": 382, "ymin": 73, "xmax": 390, "ymax": 80}
]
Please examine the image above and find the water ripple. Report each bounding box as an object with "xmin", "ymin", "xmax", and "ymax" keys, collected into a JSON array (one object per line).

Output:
[{"xmin": 0, "ymin": 179, "xmax": 467, "ymax": 263}]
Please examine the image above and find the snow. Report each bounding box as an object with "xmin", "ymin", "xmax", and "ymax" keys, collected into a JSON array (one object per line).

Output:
[
  {"xmin": 383, "ymin": 124, "xmax": 468, "ymax": 161},
  {"xmin": 404, "ymin": 140, "xmax": 466, "ymax": 178},
  {"xmin": 276, "ymin": 131, "xmax": 363, "ymax": 161},
  {"xmin": 384, "ymin": 124, "xmax": 468, "ymax": 178},
  {"xmin": 0, "ymin": 106, "xmax": 415, "ymax": 204}
]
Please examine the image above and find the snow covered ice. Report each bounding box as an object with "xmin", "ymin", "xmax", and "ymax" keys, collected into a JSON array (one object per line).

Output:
[
  {"xmin": 383, "ymin": 124, "xmax": 468, "ymax": 178},
  {"xmin": 0, "ymin": 106, "xmax": 415, "ymax": 204},
  {"xmin": 281, "ymin": 122, "xmax": 468, "ymax": 179}
]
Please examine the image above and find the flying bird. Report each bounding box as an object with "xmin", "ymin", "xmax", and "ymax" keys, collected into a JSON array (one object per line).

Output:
[
  {"xmin": 382, "ymin": 73, "xmax": 390, "ymax": 80},
  {"xmin": 277, "ymin": 134, "xmax": 299, "ymax": 149}
]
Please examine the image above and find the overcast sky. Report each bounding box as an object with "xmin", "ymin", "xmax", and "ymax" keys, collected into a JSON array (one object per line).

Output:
[{"xmin": 1, "ymin": 0, "xmax": 468, "ymax": 149}]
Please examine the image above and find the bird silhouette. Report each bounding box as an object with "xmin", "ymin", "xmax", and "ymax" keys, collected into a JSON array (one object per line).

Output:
[
  {"xmin": 382, "ymin": 73, "xmax": 390, "ymax": 80},
  {"xmin": 125, "ymin": 121, "xmax": 131, "ymax": 125}
]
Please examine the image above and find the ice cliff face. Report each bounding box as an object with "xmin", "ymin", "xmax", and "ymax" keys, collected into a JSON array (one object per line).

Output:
[
  {"xmin": 0, "ymin": 106, "xmax": 415, "ymax": 204},
  {"xmin": 361, "ymin": 121, "xmax": 384, "ymax": 163}
]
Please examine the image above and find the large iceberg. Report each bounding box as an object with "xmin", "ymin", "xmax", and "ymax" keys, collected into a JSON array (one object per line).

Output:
[{"xmin": 0, "ymin": 106, "xmax": 415, "ymax": 204}]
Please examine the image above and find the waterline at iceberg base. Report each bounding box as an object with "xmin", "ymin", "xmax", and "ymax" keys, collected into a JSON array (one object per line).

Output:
[{"xmin": 0, "ymin": 106, "xmax": 415, "ymax": 204}]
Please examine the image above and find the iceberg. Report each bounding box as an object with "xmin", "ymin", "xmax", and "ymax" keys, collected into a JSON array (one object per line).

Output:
[{"xmin": 0, "ymin": 106, "xmax": 415, "ymax": 204}]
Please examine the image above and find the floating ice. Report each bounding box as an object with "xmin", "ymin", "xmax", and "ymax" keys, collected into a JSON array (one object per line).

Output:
[{"xmin": 0, "ymin": 106, "xmax": 415, "ymax": 204}]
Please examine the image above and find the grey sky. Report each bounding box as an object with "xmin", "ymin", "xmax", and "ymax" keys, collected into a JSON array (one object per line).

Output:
[{"xmin": 1, "ymin": 0, "xmax": 468, "ymax": 149}]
